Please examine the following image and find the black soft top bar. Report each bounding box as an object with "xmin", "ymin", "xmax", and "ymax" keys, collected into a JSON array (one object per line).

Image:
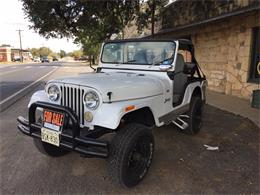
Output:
[{"xmin": 104, "ymin": 38, "xmax": 193, "ymax": 46}]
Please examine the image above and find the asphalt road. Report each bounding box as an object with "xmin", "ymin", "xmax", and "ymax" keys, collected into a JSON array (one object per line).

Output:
[
  {"xmin": 0, "ymin": 62, "xmax": 59, "ymax": 102},
  {"xmin": 0, "ymin": 64, "xmax": 259, "ymax": 194}
]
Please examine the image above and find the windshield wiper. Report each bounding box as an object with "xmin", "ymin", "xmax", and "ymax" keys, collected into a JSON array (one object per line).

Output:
[{"xmin": 122, "ymin": 60, "xmax": 137, "ymax": 64}]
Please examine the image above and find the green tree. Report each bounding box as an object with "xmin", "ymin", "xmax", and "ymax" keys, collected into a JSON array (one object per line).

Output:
[
  {"xmin": 29, "ymin": 48, "xmax": 40, "ymax": 57},
  {"xmin": 21, "ymin": 1, "xmax": 140, "ymax": 42},
  {"xmin": 74, "ymin": 33, "xmax": 101, "ymax": 65},
  {"xmin": 59, "ymin": 50, "xmax": 66, "ymax": 58},
  {"xmin": 69, "ymin": 50, "xmax": 83, "ymax": 58},
  {"xmin": 50, "ymin": 52, "xmax": 58, "ymax": 58},
  {"xmin": 29, "ymin": 47, "xmax": 53, "ymax": 57},
  {"xmin": 38, "ymin": 47, "xmax": 52, "ymax": 57},
  {"xmin": 82, "ymin": 39, "xmax": 101, "ymax": 65},
  {"xmin": 136, "ymin": 0, "xmax": 168, "ymax": 37},
  {"xmin": 67, "ymin": 52, "xmax": 73, "ymax": 57},
  {"xmin": 21, "ymin": 0, "xmax": 166, "ymax": 60}
]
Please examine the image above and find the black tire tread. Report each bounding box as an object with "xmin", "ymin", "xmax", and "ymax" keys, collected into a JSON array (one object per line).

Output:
[
  {"xmin": 108, "ymin": 123, "xmax": 154, "ymax": 187},
  {"xmin": 186, "ymin": 96, "xmax": 203, "ymax": 135}
]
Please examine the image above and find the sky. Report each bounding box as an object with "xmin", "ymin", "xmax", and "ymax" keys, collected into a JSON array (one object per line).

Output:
[{"xmin": 0, "ymin": 0, "xmax": 81, "ymax": 52}]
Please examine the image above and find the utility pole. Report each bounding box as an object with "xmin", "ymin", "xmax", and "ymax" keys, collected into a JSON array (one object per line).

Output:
[
  {"xmin": 16, "ymin": 29, "xmax": 23, "ymax": 62},
  {"xmin": 151, "ymin": 0, "xmax": 155, "ymax": 37}
]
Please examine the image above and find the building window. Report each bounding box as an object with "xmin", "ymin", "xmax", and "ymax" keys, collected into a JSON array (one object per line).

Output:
[{"xmin": 248, "ymin": 27, "xmax": 260, "ymax": 83}]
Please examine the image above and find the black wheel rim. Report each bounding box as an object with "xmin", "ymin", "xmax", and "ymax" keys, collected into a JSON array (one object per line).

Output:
[{"xmin": 124, "ymin": 135, "xmax": 153, "ymax": 186}]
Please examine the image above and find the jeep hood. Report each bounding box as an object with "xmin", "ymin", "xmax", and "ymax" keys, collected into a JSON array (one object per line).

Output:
[{"xmin": 51, "ymin": 72, "xmax": 163, "ymax": 102}]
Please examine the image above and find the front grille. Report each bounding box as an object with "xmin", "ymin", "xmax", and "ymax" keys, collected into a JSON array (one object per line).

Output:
[{"xmin": 60, "ymin": 85, "xmax": 84, "ymax": 125}]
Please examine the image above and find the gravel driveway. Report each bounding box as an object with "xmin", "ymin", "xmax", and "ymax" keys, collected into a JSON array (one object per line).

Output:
[{"xmin": 0, "ymin": 93, "xmax": 259, "ymax": 194}]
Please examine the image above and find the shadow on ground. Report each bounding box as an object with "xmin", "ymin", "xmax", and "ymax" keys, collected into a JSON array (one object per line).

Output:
[{"xmin": 0, "ymin": 104, "xmax": 259, "ymax": 194}]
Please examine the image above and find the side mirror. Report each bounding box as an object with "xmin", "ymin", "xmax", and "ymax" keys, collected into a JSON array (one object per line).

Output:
[
  {"xmin": 184, "ymin": 62, "xmax": 196, "ymax": 74},
  {"xmin": 159, "ymin": 64, "xmax": 172, "ymax": 71}
]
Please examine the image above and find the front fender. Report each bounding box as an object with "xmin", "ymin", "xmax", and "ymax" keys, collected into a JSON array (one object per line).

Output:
[
  {"xmin": 91, "ymin": 95, "xmax": 164, "ymax": 129},
  {"xmin": 28, "ymin": 90, "xmax": 52, "ymax": 108}
]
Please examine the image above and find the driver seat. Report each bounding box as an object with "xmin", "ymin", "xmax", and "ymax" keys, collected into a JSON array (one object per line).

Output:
[
  {"xmin": 133, "ymin": 50, "xmax": 147, "ymax": 64},
  {"xmin": 172, "ymin": 53, "xmax": 188, "ymax": 105}
]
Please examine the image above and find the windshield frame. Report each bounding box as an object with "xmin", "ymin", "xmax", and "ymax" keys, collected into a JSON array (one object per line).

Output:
[{"xmin": 100, "ymin": 40, "xmax": 176, "ymax": 66}]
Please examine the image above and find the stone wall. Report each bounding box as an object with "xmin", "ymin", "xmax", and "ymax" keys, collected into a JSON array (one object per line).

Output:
[
  {"xmin": 162, "ymin": 0, "xmax": 259, "ymax": 29},
  {"xmin": 191, "ymin": 11, "xmax": 259, "ymax": 99}
]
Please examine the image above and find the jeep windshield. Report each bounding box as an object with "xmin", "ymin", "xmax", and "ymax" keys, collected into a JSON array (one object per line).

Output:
[{"xmin": 101, "ymin": 41, "xmax": 176, "ymax": 65}]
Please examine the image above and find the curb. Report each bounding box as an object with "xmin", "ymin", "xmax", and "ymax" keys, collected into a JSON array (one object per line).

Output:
[
  {"xmin": 0, "ymin": 68, "xmax": 58, "ymax": 112},
  {"xmin": 206, "ymin": 101, "xmax": 260, "ymax": 128}
]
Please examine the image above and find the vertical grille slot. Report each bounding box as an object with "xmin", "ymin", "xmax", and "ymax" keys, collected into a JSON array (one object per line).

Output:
[
  {"xmin": 78, "ymin": 88, "xmax": 81, "ymax": 124},
  {"xmin": 65, "ymin": 87, "xmax": 68, "ymax": 106},
  {"xmin": 60, "ymin": 85, "xmax": 84, "ymax": 126},
  {"xmin": 74, "ymin": 88, "xmax": 77, "ymax": 118},
  {"xmin": 68, "ymin": 87, "xmax": 71, "ymax": 108},
  {"xmin": 60, "ymin": 87, "xmax": 63, "ymax": 105},
  {"xmin": 70, "ymin": 87, "xmax": 73, "ymax": 109},
  {"xmin": 81, "ymin": 89, "xmax": 84, "ymax": 125}
]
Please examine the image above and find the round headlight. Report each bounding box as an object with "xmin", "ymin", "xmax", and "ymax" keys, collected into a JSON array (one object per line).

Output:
[
  {"xmin": 47, "ymin": 84, "xmax": 60, "ymax": 101},
  {"xmin": 83, "ymin": 90, "xmax": 99, "ymax": 110}
]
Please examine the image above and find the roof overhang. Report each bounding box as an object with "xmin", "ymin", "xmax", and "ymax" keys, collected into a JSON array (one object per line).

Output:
[{"xmin": 150, "ymin": 5, "xmax": 260, "ymax": 37}]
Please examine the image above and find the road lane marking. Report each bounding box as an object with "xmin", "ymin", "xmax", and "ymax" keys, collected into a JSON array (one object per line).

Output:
[
  {"xmin": 11, "ymin": 66, "xmax": 17, "ymax": 69},
  {"xmin": 40, "ymin": 66, "xmax": 46, "ymax": 68},
  {"xmin": 0, "ymin": 65, "xmax": 46, "ymax": 76},
  {"xmin": 0, "ymin": 67, "xmax": 58, "ymax": 110},
  {"xmin": 0, "ymin": 65, "xmax": 13, "ymax": 69},
  {"xmin": 0, "ymin": 68, "xmax": 26, "ymax": 76},
  {"xmin": 0, "ymin": 63, "xmax": 40, "ymax": 69}
]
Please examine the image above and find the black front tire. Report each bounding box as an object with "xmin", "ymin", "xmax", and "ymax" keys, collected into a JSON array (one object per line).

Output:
[
  {"xmin": 108, "ymin": 123, "xmax": 154, "ymax": 187},
  {"xmin": 33, "ymin": 138, "xmax": 70, "ymax": 157}
]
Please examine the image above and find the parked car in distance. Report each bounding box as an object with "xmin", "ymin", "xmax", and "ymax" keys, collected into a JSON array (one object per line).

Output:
[
  {"xmin": 53, "ymin": 57, "xmax": 58, "ymax": 61},
  {"xmin": 33, "ymin": 57, "xmax": 41, "ymax": 62},
  {"xmin": 41, "ymin": 56, "xmax": 49, "ymax": 63},
  {"xmin": 78, "ymin": 56, "xmax": 88, "ymax": 61},
  {"xmin": 12, "ymin": 56, "xmax": 21, "ymax": 62}
]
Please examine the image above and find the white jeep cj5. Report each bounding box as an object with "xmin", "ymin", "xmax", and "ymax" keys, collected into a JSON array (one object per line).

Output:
[{"xmin": 18, "ymin": 39, "xmax": 207, "ymax": 187}]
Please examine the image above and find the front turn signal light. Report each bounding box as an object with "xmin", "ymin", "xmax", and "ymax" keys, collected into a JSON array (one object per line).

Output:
[{"xmin": 125, "ymin": 105, "xmax": 135, "ymax": 112}]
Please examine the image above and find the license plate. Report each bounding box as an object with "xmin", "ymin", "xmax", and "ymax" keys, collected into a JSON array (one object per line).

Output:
[
  {"xmin": 42, "ymin": 109, "xmax": 64, "ymax": 131},
  {"xmin": 41, "ymin": 127, "xmax": 60, "ymax": 146},
  {"xmin": 41, "ymin": 109, "xmax": 64, "ymax": 146}
]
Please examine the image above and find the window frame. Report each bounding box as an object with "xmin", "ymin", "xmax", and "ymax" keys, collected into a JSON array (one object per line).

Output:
[
  {"xmin": 248, "ymin": 26, "xmax": 260, "ymax": 83},
  {"xmin": 100, "ymin": 40, "xmax": 176, "ymax": 65}
]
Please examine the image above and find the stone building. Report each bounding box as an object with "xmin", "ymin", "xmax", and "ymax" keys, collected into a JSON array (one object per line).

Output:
[
  {"xmin": 0, "ymin": 46, "xmax": 12, "ymax": 62},
  {"xmin": 150, "ymin": 0, "xmax": 260, "ymax": 100}
]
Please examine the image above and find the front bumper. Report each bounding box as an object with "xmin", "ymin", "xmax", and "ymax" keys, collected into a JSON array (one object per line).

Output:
[{"xmin": 17, "ymin": 101, "xmax": 109, "ymax": 158}]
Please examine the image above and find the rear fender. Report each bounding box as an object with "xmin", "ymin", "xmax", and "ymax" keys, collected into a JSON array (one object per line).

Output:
[{"xmin": 182, "ymin": 81, "xmax": 206, "ymax": 104}]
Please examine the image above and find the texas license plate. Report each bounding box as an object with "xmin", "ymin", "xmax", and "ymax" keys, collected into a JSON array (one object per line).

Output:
[
  {"xmin": 41, "ymin": 110, "xmax": 65, "ymax": 146},
  {"xmin": 41, "ymin": 127, "xmax": 60, "ymax": 146}
]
